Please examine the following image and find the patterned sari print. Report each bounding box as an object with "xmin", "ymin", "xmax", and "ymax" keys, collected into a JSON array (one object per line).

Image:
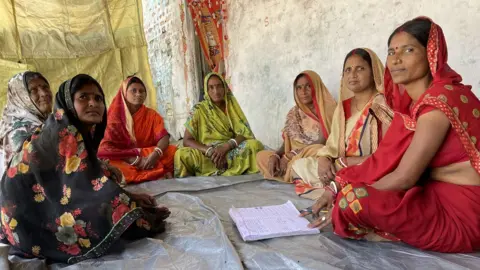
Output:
[
  {"xmin": 0, "ymin": 75, "xmax": 164, "ymax": 264},
  {"xmin": 0, "ymin": 72, "xmax": 47, "ymax": 170}
]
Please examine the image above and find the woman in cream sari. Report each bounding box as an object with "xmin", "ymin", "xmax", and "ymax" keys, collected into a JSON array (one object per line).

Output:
[
  {"xmin": 256, "ymin": 70, "xmax": 336, "ymax": 182},
  {"xmin": 292, "ymin": 48, "xmax": 393, "ymax": 200}
]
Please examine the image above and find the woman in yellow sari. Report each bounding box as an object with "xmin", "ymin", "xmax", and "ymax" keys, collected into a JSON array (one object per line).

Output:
[
  {"xmin": 256, "ymin": 70, "xmax": 337, "ymax": 182},
  {"xmin": 174, "ymin": 72, "xmax": 264, "ymax": 177},
  {"xmin": 292, "ymin": 48, "xmax": 393, "ymax": 200}
]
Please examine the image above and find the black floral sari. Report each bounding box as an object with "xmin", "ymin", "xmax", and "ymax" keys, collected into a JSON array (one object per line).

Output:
[{"xmin": 0, "ymin": 74, "xmax": 167, "ymax": 264}]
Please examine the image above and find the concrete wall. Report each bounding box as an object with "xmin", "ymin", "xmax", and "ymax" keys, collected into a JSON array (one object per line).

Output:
[
  {"xmin": 142, "ymin": 0, "xmax": 200, "ymax": 139},
  {"xmin": 142, "ymin": 0, "xmax": 480, "ymax": 148},
  {"xmin": 226, "ymin": 0, "xmax": 480, "ymax": 148}
]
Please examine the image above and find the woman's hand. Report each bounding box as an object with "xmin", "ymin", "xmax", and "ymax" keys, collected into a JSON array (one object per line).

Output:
[
  {"xmin": 317, "ymin": 157, "xmax": 336, "ymax": 184},
  {"xmin": 107, "ymin": 164, "xmax": 125, "ymax": 185},
  {"xmin": 129, "ymin": 193, "xmax": 157, "ymax": 208},
  {"xmin": 268, "ymin": 155, "xmax": 280, "ymax": 176},
  {"xmin": 211, "ymin": 143, "xmax": 231, "ymax": 169},
  {"xmin": 141, "ymin": 152, "xmax": 160, "ymax": 170},
  {"xmin": 299, "ymin": 190, "xmax": 334, "ymax": 229},
  {"xmin": 278, "ymin": 156, "xmax": 289, "ymax": 176}
]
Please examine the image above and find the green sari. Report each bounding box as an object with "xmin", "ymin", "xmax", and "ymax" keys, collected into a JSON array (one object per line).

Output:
[{"xmin": 174, "ymin": 72, "xmax": 264, "ymax": 177}]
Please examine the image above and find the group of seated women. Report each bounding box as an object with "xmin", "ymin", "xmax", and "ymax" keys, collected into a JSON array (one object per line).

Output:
[{"xmin": 0, "ymin": 16, "xmax": 479, "ymax": 264}]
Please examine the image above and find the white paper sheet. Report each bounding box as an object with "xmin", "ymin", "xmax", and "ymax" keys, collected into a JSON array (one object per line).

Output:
[{"xmin": 229, "ymin": 201, "xmax": 319, "ymax": 241}]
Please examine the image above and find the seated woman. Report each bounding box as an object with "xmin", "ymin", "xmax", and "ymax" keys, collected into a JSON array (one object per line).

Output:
[
  {"xmin": 174, "ymin": 72, "xmax": 264, "ymax": 177},
  {"xmin": 98, "ymin": 76, "xmax": 177, "ymax": 184},
  {"xmin": 256, "ymin": 70, "xmax": 336, "ymax": 182},
  {"xmin": 292, "ymin": 48, "xmax": 392, "ymax": 200},
  {"xmin": 0, "ymin": 72, "xmax": 53, "ymax": 174},
  {"xmin": 0, "ymin": 74, "xmax": 170, "ymax": 263},
  {"xmin": 305, "ymin": 17, "xmax": 480, "ymax": 253}
]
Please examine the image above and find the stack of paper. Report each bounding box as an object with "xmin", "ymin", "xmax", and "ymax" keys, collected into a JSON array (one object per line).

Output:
[{"xmin": 229, "ymin": 201, "xmax": 320, "ymax": 241}]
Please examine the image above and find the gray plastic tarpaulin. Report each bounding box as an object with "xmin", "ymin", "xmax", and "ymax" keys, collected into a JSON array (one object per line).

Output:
[{"xmin": 3, "ymin": 174, "xmax": 480, "ymax": 269}]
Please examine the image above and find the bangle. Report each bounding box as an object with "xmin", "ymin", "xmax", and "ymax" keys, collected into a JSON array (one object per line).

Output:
[
  {"xmin": 335, "ymin": 159, "xmax": 345, "ymax": 168},
  {"xmin": 329, "ymin": 181, "xmax": 338, "ymax": 194},
  {"xmin": 154, "ymin": 147, "xmax": 163, "ymax": 157},
  {"xmin": 130, "ymin": 156, "xmax": 139, "ymax": 166},
  {"xmin": 324, "ymin": 185, "xmax": 337, "ymax": 198},
  {"xmin": 290, "ymin": 150, "xmax": 298, "ymax": 156},
  {"xmin": 338, "ymin": 157, "xmax": 348, "ymax": 168},
  {"xmin": 229, "ymin": 138, "xmax": 238, "ymax": 148},
  {"xmin": 205, "ymin": 147, "xmax": 213, "ymax": 157}
]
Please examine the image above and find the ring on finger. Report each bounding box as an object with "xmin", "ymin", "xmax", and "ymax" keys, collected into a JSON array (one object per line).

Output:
[{"xmin": 321, "ymin": 216, "xmax": 326, "ymax": 221}]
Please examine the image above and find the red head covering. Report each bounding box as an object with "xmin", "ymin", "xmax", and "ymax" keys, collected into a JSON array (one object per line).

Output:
[
  {"xmin": 98, "ymin": 77, "xmax": 141, "ymax": 159},
  {"xmin": 336, "ymin": 17, "xmax": 480, "ymax": 187}
]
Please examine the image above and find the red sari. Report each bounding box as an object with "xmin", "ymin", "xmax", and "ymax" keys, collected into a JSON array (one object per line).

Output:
[
  {"xmin": 331, "ymin": 18, "xmax": 480, "ymax": 253},
  {"xmin": 98, "ymin": 78, "xmax": 176, "ymax": 184}
]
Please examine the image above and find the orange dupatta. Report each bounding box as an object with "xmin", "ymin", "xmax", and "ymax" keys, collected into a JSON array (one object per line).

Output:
[{"xmin": 98, "ymin": 77, "xmax": 169, "ymax": 160}]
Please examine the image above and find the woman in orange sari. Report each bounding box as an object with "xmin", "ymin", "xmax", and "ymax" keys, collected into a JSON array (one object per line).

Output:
[
  {"xmin": 304, "ymin": 17, "xmax": 480, "ymax": 253},
  {"xmin": 256, "ymin": 70, "xmax": 336, "ymax": 183},
  {"xmin": 98, "ymin": 76, "xmax": 176, "ymax": 184}
]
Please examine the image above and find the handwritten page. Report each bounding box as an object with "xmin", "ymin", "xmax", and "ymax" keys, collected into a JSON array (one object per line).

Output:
[{"xmin": 229, "ymin": 201, "xmax": 319, "ymax": 241}]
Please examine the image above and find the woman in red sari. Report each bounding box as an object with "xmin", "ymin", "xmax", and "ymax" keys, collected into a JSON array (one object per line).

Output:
[
  {"xmin": 303, "ymin": 17, "xmax": 480, "ymax": 253},
  {"xmin": 98, "ymin": 77, "xmax": 177, "ymax": 184}
]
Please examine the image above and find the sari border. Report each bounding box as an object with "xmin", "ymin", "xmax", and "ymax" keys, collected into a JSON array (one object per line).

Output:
[
  {"xmin": 414, "ymin": 96, "xmax": 480, "ymax": 173},
  {"xmin": 67, "ymin": 207, "xmax": 143, "ymax": 264}
]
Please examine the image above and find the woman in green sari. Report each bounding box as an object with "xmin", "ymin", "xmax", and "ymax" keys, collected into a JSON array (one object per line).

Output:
[{"xmin": 174, "ymin": 72, "xmax": 264, "ymax": 177}]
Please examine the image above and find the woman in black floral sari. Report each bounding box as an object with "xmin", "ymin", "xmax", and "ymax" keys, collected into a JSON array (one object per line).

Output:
[{"xmin": 0, "ymin": 74, "xmax": 170, "ymax": 264}]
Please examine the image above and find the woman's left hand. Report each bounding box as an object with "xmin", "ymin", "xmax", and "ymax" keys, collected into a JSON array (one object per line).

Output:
[
  {"xmin": 142, "ymin": 152, "xmax": 160, "ymax": 170},
  {"xmin": 129, "ymin": 193, "xmax": 157, "ymax": 208},
  {"xmin": 278, "ymin": 157, "xmax": 289, "ymax": 176},
  {"xmin": 300, "ymin": 190, "xmax": 334, "ymax": 229},
  {"xmin": 211, "ymin": 143, "xmax": 231, "ymax": 166},
  {"xmin": 107, "ymin": 164, "xmax": 125, "ymax": 185}
]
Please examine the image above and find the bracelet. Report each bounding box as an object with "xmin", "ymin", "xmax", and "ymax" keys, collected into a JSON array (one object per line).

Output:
[
  {"xmin": 229, "ymin": 138, "xmax": 238, "ymax": 148},
  {"xmin": 130, "ymin": 156, "xmax": 139, "ymax": 166},
  {"xmin": 154, "ymin": 147, "xmax": 163, "ymax": 157},
  {"xmin": 335, "ymin": 158, "xmax": 346, "ymax": 169},
  {"xmin": 324, "ymin": 185, "xmax": 337, "ymax": 198},
  {"xmin": 205, "ymin": 147, "xmax": 214, "ymax": 157},
  {"xmin": 329, "ymin": 181, "xmax": 338, "ymax": 195},
  {"xmin": 338, "ymin": 157, "xmax": 348, "ymax": 168},
  {"xmin": 290, "ymin": 150, "xmax": 298, "ymax": 156}
]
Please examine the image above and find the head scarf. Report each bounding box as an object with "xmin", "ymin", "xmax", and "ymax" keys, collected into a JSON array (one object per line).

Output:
[
  {"xmin": 283, "ymin": 71, "xmax": 336, "ymax": 148},
  {"xmin": 185, "ymin": 72, "xmax": 255, "ymax": 145},
  {"xmin": 0, "ymin": 72, "xmax": 49, "ymax": 168},
  {"xmin": 336, "ymin": 17, "xmax": 480, "ymax": 187},
  {"xmin": 98, "ymin": 77, "xmax": 145, "ymax": 159},
  {"xmin": 56, "ymin": 74, "xmax": 107, "ymax": 161},
  {"xmin": 0, "ymin": 74, "xmax": 158, "ymax": 264},
  {"xmin": 337, "ymin": 48, "xmax": 385, "ymax": 156}
]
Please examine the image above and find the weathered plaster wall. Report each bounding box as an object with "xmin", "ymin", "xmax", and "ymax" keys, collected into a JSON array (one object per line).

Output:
[
  {"xmin": 142, "ymin": 0, "xmax": 200, "ymax": 139},
  {"xmin": 226, "ymin": 0, "xmax": 480, "ymax": 148}
]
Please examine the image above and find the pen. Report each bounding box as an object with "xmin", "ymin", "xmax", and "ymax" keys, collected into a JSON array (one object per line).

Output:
[{"xmin": 299, "ymin": 206, "xmax": 329, "ymax": 215}]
